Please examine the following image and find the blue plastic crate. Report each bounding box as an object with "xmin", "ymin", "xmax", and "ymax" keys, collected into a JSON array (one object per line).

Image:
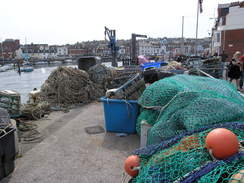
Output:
[
  {"xmin": 100, "ymin": 97, "xmax": 139, "ymax": 134},
  {"xmin": 140, "ymin": 62, "xmax": 167, "ymax": 71}
]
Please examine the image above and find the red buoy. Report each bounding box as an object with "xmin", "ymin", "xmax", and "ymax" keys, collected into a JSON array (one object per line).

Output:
[
  {"xmin": 124, "ymin": 155, "xmax": 140, "ymax": 177},
  {"xmin": 205, "ymin": 128, "xmax": 239, "ymax": 159}
]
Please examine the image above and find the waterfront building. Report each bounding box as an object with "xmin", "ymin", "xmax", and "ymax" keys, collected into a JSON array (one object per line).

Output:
[
  {"xmin": 68, "ymin": 48, "xmax": 86, "ymax": 57},
  {"xmin": 0, "ymin": 39, "xmax": 20, "ymax": 59},
  {"xmin": 212, "ymin": 1, "xmax": 244, "ymax": 57},
  {"xmin": 94, "ymin": 44, "xmax": 111, "ymax": 57},
  {"xmin": 57, "ymin": 46, "xmax": 68, "ymax": 57},
  {"xmin": 138, "ymin": 39, "xmax": 166, "ymax": 57},
  {"xmin": 20, "ymin": 44, "xmax": 58, "ymax": 60},
  {"xmin": 48, "ymin": 46, "xmax": 58, "ymax": 59}
]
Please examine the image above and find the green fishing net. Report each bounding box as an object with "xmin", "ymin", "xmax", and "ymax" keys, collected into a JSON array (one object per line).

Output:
[
  {"xmin": 136, "ymin": 75, "xmax": 244, "ymax": 145},
  {"xmin": 132, "ymin": 124, "xmax": 244, "ymax": 183},
  {"xmin": 132, "ymin": 75, "xmax": 244, "ymax": 183}
]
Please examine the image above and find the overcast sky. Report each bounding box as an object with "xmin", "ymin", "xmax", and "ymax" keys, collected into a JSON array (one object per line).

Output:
[{"xmin": 0, "ymin": 0, "xmax": 234, "ymax": 45}]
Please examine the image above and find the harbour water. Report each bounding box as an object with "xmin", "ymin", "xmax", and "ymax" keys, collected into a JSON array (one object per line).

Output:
[{"xmin": 0, "ymin": 62, "xmax": 122, "ymax": 104}]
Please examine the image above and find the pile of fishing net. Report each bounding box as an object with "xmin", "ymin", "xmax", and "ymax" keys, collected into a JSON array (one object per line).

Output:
[
  {"xmin": 39, "ymin": 66, "xmax": 104, "ymax": 107},
  {"xmin": 132, "ymin": 75, "xmax": 244, "ymax": 182},
  {"xmin": 88, "ymin": 64, "xmax": 112, "ymax": 89},
  {"xmin": 87, "ymin": 64, "xmax": 141, "ymax": 90},
  {"xmin": 131, "ymin": 122, "xmax": 244, "ymax": 183},
  {"xmin": 137, "ymin": 75, "xmax": 244, "ymax": 144}
]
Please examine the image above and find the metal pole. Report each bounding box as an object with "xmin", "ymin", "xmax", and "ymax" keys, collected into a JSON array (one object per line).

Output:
[
  {"xmin": 211, "ymin": 32, "xmax": 213, "ymax": 56},
  {"xmin": 0, "ymin": 46, "xmax": 2, "ymax": 62},
  {"xmin": 197, "ymin": 68, "xmax": 215, "ymax": 79},
  {"xmin": 181, "ymin": 16, "xmax": 185, "ymax": 55},
  {"xmin": 131, "ymin": 34, "xmax": 136, "ymax": 64},
  {"xmin": 113, "ymin": 30, "xmax": 118, "ymax": 67},
  {"xmin": 195, "ymin": 0, "xmax": 200, "ymax": 56}
]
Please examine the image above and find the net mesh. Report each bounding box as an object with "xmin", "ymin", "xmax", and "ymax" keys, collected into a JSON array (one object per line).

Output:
[
  {"xmin": 136, "ymin": 75, "xmax": 244, "ymax": 145},
  {"xmin": 133, "ymin": 75, "xmax": 244, "ymax": 183},
  {"xmin": 132, "ymin": 123, "xmax": 244, "ymax": 183}
]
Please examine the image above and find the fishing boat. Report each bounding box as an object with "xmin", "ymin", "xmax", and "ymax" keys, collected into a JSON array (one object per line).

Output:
[
  {"xmin": 35, "ymin": 61, "xmax": 48, "ymax": 66},
  {"xmin": 18, "ymin": 42, "xmax": 34, "ymax": 72},
  {"xmin": 20, "ymin": 65, "xmax": 34, "ymax": 72},
  {"xmin": 64, "ymin": 59, "xmax": 74, "ymax": 63},
  {"xmin": 19, "ymin": 61, "xmax": 34, "ymax": 72},
  {"xmin": 0, "ymin": 64, "xmax": 13, "ymax": 72}
]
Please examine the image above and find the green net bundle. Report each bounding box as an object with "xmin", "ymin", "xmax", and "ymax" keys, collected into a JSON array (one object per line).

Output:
[
  {"xmin": 137, "ymin": 75, "xmax": 244, "ymax": 145},
  {"xmin": 132, "ymin": 123, "xmax": 244, "ymax": 183},
  {"xmin": 133, "ymin": 75, "xmax": 244, "ymax": 183}
]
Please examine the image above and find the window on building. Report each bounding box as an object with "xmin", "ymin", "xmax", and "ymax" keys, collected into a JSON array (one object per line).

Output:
[
  {"xmin": 216, "ymin": 33, "xmax": 220, "ymax": 43},
  {"xmin": 222, "ymin": 16, "xmax": 226, "ymax": 26}
]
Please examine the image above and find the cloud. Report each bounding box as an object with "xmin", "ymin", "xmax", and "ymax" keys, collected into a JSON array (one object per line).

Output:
[{"xmin": 0, "ymin": 0, "xmax": 234, "ymax": 44}]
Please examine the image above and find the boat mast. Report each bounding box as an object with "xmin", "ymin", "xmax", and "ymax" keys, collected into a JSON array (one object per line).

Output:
[
  {"xmin": 25, "ymin": 36, "xmax": 28, "ymax": 62},
  {"xmin": 0, "ymin": 38, "xmax": 4, "ymax": 65}
]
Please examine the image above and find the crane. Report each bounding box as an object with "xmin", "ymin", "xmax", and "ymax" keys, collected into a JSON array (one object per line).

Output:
[
  {"xmin": 104, "ymin": 26, "xmax": 119, "ymax": 67},
  {"xmin": 131, "ymin": 33, "xmax": 147, "ymax": 65}
]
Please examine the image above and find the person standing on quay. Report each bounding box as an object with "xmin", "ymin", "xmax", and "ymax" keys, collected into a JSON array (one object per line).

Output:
[
  {"xmin": 239, "ymin": 54, "xmax": 244, "ymax": 90},
  {"xmin": 228, "ymin": 51, "xmax": 241, "ymax": 90}
]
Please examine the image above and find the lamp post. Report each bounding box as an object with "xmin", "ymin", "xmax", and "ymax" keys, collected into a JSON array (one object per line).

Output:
[
  {"xmin": 209, "ymin": 18, "xmax": 218, "ymax": 56},
  {"xmin": 0, "ymin": 38, "xmax": 4, "ymax": 65},
  {"xmin": 195, "ymin": 1, "xmax": 200, "ymax": 56}
]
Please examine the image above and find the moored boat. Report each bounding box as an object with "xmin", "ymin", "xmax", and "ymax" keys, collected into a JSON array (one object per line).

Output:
[
  {"xmin": 20, "ymin": 66, "xmax": 34, "ymax": 72},
  {"xmin": 0, "ymin": 64, "xmax": 13, "ymax": 72}
]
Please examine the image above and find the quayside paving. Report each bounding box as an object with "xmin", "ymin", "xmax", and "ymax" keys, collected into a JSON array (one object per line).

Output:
[{"xmin": 2, "ymin": 102, "xmax": 139, "ymax": 183}]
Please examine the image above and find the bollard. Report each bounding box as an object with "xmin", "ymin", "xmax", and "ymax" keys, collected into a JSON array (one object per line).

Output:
[{"xmin": 140, "ymin": 120, "xmax": 151, "ymax": 148}]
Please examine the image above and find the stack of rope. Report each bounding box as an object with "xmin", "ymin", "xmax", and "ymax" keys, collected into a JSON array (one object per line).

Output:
[
  {"xmin": 160, "ymin": 61, "xmax": 184, "ymax": 71},
  {"xmin": 17, "ymin": 120, "xmax": 43, "ymax": 144},
  {"xmin": 21, "ymin": 101, "xmax": 50, "ymax": 120}
]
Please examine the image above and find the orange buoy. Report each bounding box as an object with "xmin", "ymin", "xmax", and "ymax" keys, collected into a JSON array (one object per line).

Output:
[
  {"xmin": 124, "ymin": 155, "xmax": 140, "ymax": 177},
  {"xmin": 205, "ymin": 128, "xmax": 239, "ymax": 159}
]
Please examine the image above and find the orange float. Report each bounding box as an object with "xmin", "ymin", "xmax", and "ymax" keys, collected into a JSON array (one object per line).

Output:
[
  {"xmin": 124, "ymin": 155, "xmax": 140, "ymax": 177},
  {"xmin": 205, "ymin": 128, "xmax": 239, "ymax": 159}
]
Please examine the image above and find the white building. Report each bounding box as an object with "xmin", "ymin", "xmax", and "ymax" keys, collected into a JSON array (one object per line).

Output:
[
  {"xmin": 57, "ymin": 46, "xmax": 68, "ymax": 57},
  {"xmin": 16, "ymin": 44, "xmax": 58, "ymax": 60},
  {"xmin": 138, "ymin": 40, "xmax": 166, "ymax": 56},
  {"xmin": 212, "ymin": 1, "xmax": 244, "ymax": 57}
]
